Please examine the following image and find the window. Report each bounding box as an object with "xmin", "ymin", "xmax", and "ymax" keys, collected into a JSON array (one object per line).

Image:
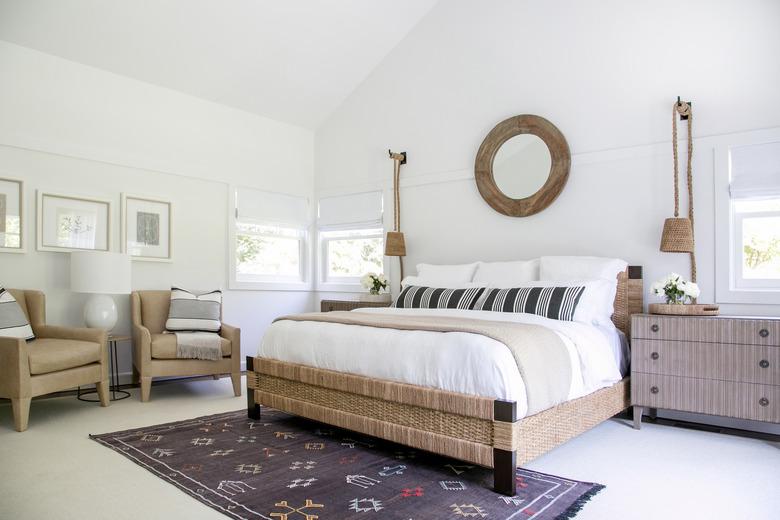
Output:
[
  {"xmin": 715, "ymin": 139, "xmax": 780, "ymax": 303},
  {"xmin": 229, "ymin": 186, "xmax": 310, "ymax": 289},
  {"xmin": 317, "ymin": 191, "xmax": 385, "ymax": 289},
  {"xmin": 732, "ymin": 198, "xmax": 780, "ymax": 289}
]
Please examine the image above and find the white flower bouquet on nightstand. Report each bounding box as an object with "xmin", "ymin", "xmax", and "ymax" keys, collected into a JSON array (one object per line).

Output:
[
  {"xmin": 649, "ymin": 273, "xmax": 719, "ymax": 315},
  {"xmin": 360, "ymin": 272, "xmax": 391, "ymax": 302}
]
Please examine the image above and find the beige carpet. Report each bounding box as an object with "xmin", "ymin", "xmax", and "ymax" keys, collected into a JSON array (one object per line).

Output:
[{"xmin": 1, "ymin": 377, "xmax": 778, "ymax": 519}]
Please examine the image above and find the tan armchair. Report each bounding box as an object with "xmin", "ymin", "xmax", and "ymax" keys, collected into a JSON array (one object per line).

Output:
[
  {"xmin": 131, "ymin": 291, "xmax": 241, "ymax": 402},
  {"xmin": 0, "ymin": 289, "xmax": 109, "ymax": 431}
]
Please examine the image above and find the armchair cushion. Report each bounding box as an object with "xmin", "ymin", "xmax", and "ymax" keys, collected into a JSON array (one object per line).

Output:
[
  {"xmin": 0, "ymin": 288, "xmax": 35, "ymax": 340},
  {"xmin": 27, "ymin": 338, "xmax": 101, "ymax": 375},
  {"xmin": 150, "ymin": 333, "xmax": 231, "ymax": 359}
]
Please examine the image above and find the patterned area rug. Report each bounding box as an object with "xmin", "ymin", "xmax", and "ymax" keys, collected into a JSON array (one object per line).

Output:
[{"xmin": 91, "ymin": 409, "xmax": 604, "ymax": 519}]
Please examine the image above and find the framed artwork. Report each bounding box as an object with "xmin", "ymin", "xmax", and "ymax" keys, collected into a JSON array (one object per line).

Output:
[
  {"xmin": 121, "ymin": 194, "xmax": 172, "ymax": 262},
  {"xmin": 37, "ymin": 191, "xmax": 111, "ymax": 252},
  {"xmin": 0, "ymin": 177, "xmax": 24, "ymax": 253}
]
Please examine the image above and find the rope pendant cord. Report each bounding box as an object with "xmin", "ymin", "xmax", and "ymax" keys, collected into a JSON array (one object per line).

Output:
[
  {"xmin": 672, "ymin": 101, "xmax": 697, "ymax": 283},
  {"xmin": 393, "ymin": 160, "xmax": 401, "ymax": 232}
]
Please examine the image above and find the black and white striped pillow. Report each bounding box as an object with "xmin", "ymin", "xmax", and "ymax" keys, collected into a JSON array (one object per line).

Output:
[
  {"xmin": 473, "ymin": 286, "xmax": 585, "ymax": 321},
  {"xmin": 393, "ymin": 285, "xmax": 485, "ymax": 310},
  {"xmin": 0, "ymin": 288, "xmax": 35, "ymax": 340},
  {"xmin": 165, "ymin": 288, "xmax": 222, "ymax": 332}
]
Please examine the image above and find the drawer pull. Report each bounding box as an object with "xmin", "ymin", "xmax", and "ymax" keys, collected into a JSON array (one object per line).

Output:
[
  {"xmin": 650, "ymin": 386, "xmax": 659, "ymax": 394},
  {"xmin": 759, "ymin": 359, "xmax": 770, "ymax": 369},
  {"xmin": 759, "ymin": 328, "xmax": 769, "ymax": 338},
  {"xmin": 650, "ymin": 324, "xmax": 660, "ymax": 333},
  {"xmin": 759, "ymin": 397, "xmax": 769, "ymax": 407},
  {"xmin": 651, "ymin": 352, "xmax": 659, "ymax": 360}
]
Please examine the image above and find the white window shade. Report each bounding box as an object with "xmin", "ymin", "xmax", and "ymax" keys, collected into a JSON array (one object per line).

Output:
[
  {"xmin": 236, "ymin": 186, "xmax": 309, "ymax": 227},
  {"xmin": 318, "ymin": 190, "xmax": 383, "ymax": 227},
  {"xmin": 730, "ymin": 141, "xmax": 780, "ymax": 200}
]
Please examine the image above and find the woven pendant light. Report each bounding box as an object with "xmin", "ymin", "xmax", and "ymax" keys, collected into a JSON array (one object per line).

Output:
[
  {"xmin": 385, "ymin": 151, "xmax": 407, "ymax": 258},
  {"xmin": 660, "ymin": 99, "xmax": 697, "ymax": 281}
]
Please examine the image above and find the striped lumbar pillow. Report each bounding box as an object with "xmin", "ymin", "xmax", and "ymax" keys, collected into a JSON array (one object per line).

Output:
[
  {"xmin": 0, "ymin": 288, "xmax": 35, "ymax": 340},
  {"xmin": 473, "ymin": 286, "xmax": 585, "ymax": 321},
  {"xmin": 165, "ymin": 288, "xmax": 222, "ymax": 333},
  {"xmin": 393, "ymin": 285, "xmax": 485, "ymax": 310}
]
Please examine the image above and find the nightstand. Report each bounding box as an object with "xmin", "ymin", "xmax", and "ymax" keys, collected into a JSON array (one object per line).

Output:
[
  {"xmin": 631, "ymin": 313, "xmax": 780, "ymax": 429},
  {"xmin": 320, "ymin": 299, "xmax": 391, "ymax": 312}
]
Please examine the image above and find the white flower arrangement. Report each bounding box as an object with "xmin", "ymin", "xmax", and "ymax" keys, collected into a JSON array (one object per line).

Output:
[
  {"xmin": 360, "ymin": 272, "xmax": 388, "ymax": 295},
  {"xmin": 651, "ymin": 272, "xmax": 700, "ymax": 304}
]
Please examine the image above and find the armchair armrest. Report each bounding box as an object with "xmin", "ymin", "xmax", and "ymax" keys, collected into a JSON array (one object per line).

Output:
[
  {"xmin": 0, "ymin": 336, "xmax": 30, "ymax": 398},
  {"xmin": 220, "ymin": 323, "xmax": 240, "ymax": 343},
  {"xmin": 35, "ymin": 325, "xmax": 107, "ymax": 346}
]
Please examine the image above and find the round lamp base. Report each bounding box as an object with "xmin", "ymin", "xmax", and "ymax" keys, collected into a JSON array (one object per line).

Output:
[{"xmin": 84, "ymin": 294, "xmax": 118, "ymax": 331}]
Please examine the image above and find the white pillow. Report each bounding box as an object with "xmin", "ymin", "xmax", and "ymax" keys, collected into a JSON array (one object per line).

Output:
[
  {"xmin": 540, "ymin": 256, "xmax": 628, "ymax": 283},
  {"xmin": 472, "ymin": 259, "xmax": 540, "ymax": 286},
  {"xmin": 415, "ymin": 262, "xmax": 479, "ymax": 285},
  {"xmin": 400, "ymin": 276, "xmax": 478, "ymax": 289}
]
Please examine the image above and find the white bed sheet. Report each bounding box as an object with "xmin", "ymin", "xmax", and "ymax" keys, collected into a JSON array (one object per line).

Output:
[{"xmin": 258, "ymin": 307, "xmax": 625, "ymax": 419}]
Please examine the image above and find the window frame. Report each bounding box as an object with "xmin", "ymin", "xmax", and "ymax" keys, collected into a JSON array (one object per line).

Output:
[
  {"xmin": 316, "ymin": 222, "xmax": 387, "ymax": 293},
  {"xmin": 714, "ymin": 139, "xmax": 780, "ymax": 304},
  {"xmin": 228, "ymin": 187, "xmax": 312, "ymax": 292}
]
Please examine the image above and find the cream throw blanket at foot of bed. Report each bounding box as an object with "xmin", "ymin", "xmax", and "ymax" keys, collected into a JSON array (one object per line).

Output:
[
  {"xmin": 274, "ymin": 311, "xmax": 572, "ymax": 415},
  {"xmin": 174, "ymin": 332, "xmax": 222, "ymax": 361}
]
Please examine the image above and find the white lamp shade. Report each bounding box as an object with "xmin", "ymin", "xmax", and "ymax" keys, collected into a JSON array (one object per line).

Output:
[{"xmin": 70, "ymin": 251, "xmax": 131, "ymax": 294}]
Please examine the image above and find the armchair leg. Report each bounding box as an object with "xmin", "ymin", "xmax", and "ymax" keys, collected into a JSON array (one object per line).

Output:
[
  {"xmin": 11, "ymin": 398, "xmax": 31, "ymax": 432},
  {"xmin": 132, "ymin": 366, "xmax": 140, "ymax": 385},
  {"xmin": 140, "ymin": 377, "xmax": 152, "ymax": 402},
  {"xmin": 96, "ymin": 379, "xmax": 110, "ymax": 407},
  {"xmin": 231, "ymin": 372, "xmax": 241, "ymax": 397}
]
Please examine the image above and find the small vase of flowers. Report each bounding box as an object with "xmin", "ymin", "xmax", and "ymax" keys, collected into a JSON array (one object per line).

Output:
[
  {"xmin": 360, "ymin": 272, "xmax": 390, "ymax": 302},
  {"xmin": 648, "ymin": 273, "xmax": 718, "ymax": 315}
]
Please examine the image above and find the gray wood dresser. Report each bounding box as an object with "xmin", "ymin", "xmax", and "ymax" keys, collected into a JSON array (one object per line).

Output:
[
  {"xmin": 320, "ymin": 299, "xmax": 391, "ymax": 312},
  {"xmin": 631, "ymin": 313, "xmax": 780, "ymax": 429}
]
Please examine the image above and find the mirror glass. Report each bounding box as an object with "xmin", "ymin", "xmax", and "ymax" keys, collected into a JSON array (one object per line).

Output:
[{"xmin": 492, "ymin": 134, "xmax": 552, "ymax": 199}]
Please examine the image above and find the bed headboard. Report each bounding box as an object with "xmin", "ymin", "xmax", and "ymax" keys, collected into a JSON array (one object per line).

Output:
[{"xmin": 612, "ymin": 266, "xmax": 643, "ymax": 339}]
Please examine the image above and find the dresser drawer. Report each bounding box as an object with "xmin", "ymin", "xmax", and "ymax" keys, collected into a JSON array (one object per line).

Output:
[
  {"xmin": 632, "ymin": 339, "xmax": 780, "ymax": 385},
  {"xmin": 632, "ymin": 315, "xmax": 780, "ymax": 346},
  {"xmin": 632, "ymin": 373, "xmax": 779, "ymax": 423}
]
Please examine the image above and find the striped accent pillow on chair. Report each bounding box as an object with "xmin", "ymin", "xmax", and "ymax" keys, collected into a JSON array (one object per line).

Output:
[
  {"xmin": 473, "ymin": 286, "xmax": 585, "ymax": 321},
  {"xmin": 393, "ymin": 285, "xmax": 485, "ymax": 310},
  {"xmin": 0, "ymin": 288, "xmax": 35, "ymax": 340},
  {"xmin": 165, "ymin": 288, "xmax": 222, "ymax": 332}
]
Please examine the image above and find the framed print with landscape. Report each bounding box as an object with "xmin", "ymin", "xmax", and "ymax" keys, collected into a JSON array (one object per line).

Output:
[
  {"xmin": 37, "ymin": 191, "xmax": 111, "ymax": 252},
  {"xmin": 0, "ymin": 177, "xmax": 24, "ymax": 253},
  {"xmin": 121, "ymin": 194, "xmax": 172, "ymax": 262}
]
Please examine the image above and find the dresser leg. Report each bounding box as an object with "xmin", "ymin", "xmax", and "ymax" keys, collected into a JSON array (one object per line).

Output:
[
  {"xmin": 633, "ymin": 406, "xmax": 643, "ymax": 430},
  {"xmin": 648, "ymin": 407, "xmax": 657, "ymax": 420}
]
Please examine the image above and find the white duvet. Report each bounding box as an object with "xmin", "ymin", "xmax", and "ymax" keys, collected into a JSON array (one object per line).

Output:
[{"xmin": 259, "ymin": 307, "xmax": 627, "ymax": 419}]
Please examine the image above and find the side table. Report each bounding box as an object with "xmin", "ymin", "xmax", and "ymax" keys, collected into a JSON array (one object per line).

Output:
[{"xmin": 78, "ymin": 335, "xmax": 132, "ymax": 402}]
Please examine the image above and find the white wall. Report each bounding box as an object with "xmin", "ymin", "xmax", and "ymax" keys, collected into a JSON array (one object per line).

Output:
[
  {"xmin": 0, "ymin": 41, "xmax": 316, "ymax": 380},
  {"xmin": 315, "ymin": 0, "xmax": 780, "ymax": 432}
]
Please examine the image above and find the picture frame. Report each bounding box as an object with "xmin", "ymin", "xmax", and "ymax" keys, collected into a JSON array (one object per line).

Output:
[
  {"xmin": 121, "ymin": 193, "xmax": 173, "ymax": 262},
  {"xmin": 0, "ymin": 177, "xmax": 24, "ymax": 253},
  {"xmin": 36, "ymin": 191, "xmax": 111, "ymax": 253}
]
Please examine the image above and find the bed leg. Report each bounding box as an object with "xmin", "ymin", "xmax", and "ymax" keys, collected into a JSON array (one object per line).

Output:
[
  {"xmin": 493, "ymin": 399, "xmax": 517, "ymax": 496},
  {"xmin": 246, "ymin": 356, "xmax": 260, "ymax": 420}
]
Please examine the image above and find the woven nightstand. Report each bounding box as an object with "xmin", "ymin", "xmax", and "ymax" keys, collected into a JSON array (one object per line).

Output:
[
  {"xmin": 320, "ymin": 299, "xmax": 391, "ymax": 312},
  {"xmin": 631, "ymin": 313, "xmax": 780, "ymax": 429}
]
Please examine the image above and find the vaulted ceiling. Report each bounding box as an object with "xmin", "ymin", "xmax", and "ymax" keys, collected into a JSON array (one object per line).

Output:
[{"xmin": 0, "ymin": 0, "xmax": 438, "ymax": 129}]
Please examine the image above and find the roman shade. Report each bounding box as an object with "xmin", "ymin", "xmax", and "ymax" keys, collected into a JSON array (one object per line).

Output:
[
  {"xmin": 317, "ymin": 190, "xmax": 383, "ymax": 228},
  {"xmin": 729, "ymin": 141, "xmax": 780, "ymax": 200},
  {"xmin": 236, "ymin": 186, "xmax": 309, "ymax": 227}
]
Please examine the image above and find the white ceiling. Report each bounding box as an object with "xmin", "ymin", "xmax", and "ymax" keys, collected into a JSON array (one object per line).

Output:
[{"xmin": 0, "ymin": 0, "xmax": 437, "ymax": 129}]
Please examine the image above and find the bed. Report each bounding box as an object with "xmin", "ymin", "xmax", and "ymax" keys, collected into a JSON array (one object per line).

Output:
[{"xmin": 246, "ymin": 265, "xmax": 643, "ymax": 496}]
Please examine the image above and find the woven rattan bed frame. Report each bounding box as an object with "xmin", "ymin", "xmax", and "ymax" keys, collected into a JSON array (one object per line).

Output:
[{"xmin": 247, "ymin": 266, "xmax": 643, "ymax": 496}]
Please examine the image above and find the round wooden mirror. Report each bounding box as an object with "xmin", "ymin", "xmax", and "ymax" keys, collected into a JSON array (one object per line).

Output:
[{"xmin": 475, "ymin": 115, "xmax": 570, "ymax": 217}]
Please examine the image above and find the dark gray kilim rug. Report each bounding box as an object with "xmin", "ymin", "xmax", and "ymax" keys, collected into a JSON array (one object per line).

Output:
[{"xmin": 91, "ymin": 408, "xmax": 604, "ymax": 519}]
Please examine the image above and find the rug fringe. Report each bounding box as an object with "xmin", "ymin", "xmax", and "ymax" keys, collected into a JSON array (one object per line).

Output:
[{"xmin": 555, "ymin": 483, "xmax": 606, "ymax": 520}]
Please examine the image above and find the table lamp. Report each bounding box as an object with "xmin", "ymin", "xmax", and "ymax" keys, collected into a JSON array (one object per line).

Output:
[{"xmin": 70, "ymin": 251, "xmax": 131, "ymax": 331}]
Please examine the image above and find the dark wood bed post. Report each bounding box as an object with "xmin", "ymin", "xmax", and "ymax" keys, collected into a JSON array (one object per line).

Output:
[
  {"xmin": 246, "ymin": 356, "xmax": 261, "ymax": 420},
  {"xmin": 493, "ymin": 399, "xmax": 518, "ymax": 496}
]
